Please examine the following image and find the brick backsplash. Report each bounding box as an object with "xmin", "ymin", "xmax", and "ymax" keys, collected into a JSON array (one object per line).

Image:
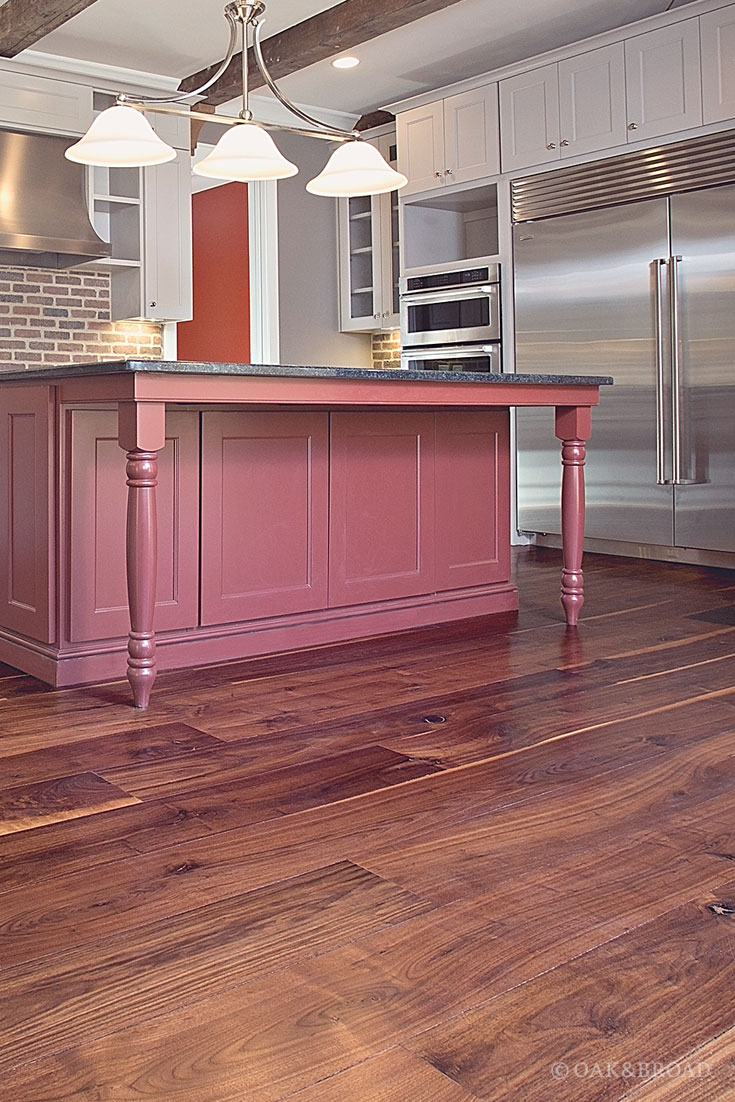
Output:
[
  {"xmin": 372, "ymin": 329, "xmax": 401, "ymax": 369},
  {"xmin": 0, "ymin": 266, "xmax": 162, "ymax": 373}
]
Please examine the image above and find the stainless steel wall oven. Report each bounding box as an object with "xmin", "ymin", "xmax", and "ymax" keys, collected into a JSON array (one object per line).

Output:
[{"xmin": 399, "ymin": 261, "xmax": 501, "ymax": 370}]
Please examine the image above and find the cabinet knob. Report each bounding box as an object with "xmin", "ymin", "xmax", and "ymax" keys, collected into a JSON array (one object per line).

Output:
[
  {"xmin": 149, "ymin": 301, "xmax": 157, "ymax": 308},
  {"xmin": 434, "ymin": 171, "xmax": 443, "ymax": 178},
  {"xmin": 374, "ymin": 313, "xmax": 380, "ymax": 320},
  {"xmin": 628, "ymin": 122, "xmax": 638, "ymax": 131},
  {"xmin": 546, "ymin": 142, "xmax": 556, "ymax": 150},
  {"xmin": 382, "ymin": 311, "xmax": 389, "ymax": 318},
  {"xmin": 560, "ymin": 139, "xmax": 570, "ymax": 147},
  {"xmin": 445, "ymin": 168, "xmax": 453, "ymax": 175}
]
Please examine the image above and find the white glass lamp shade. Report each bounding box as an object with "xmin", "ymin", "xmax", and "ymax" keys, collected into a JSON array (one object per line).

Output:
[
  {"xmin": 306, "ymin": 140, "xmax": 408, "ymax": 197},
  {"xmin": 193, "ymin": 123, "xmax": 298, "ymax": 181},
  {"xmin": 65, "ymin": 105, "xmax": 176, "ymax": 167}
]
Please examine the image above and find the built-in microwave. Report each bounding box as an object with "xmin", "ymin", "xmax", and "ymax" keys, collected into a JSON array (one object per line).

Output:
[
  {"xmin": 400, "ymin": 262, "xmax": 501, "ymax": 348},
  {"xmin": 401, "ymin": 343, "xmax": 501, "ymax": 373}
]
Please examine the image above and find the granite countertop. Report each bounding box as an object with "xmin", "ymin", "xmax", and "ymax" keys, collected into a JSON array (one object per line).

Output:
[{"xmin": 0, "ymin": 360, "xmax": 614, "ymax": 386}]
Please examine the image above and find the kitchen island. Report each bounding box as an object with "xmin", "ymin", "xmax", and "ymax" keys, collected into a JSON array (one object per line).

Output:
[{"xmin": 0, "ymin": 361, "xmax": 611, "ymax": 708}]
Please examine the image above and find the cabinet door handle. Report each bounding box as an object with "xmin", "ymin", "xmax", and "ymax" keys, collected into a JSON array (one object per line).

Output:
[
  {"xmin": 560, "ymin": 139, "xmax": 569, "ymax": 147},
  {"xmin": 434, "ymin": 170, "xmax": 443, "ymax": 178},
  {"xmin": 628, "ymin": 122, "xmax": 638, "ymax": 131},
  {"xmin": 149, "ymin": 301, "xmax": 157, "ymax": 308},
  {"xmin": 445, "ymin": 168, "xmax": 453, "ymax": 175},
  {"xmin": 546, "ymin": 142, "xmax": 556, "ymax": 150}
]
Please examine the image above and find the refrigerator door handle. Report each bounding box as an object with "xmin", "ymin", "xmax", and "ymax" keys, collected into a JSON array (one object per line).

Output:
[
  {"xmin": 667, "ymin": 254, "xmax": 685, "ymax": 485},
  {"xmin": 654, "ymin": 258, "xmax": 669, "ymax": 485}
]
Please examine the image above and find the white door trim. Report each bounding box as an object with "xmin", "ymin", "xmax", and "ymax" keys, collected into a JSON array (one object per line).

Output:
[{"xmin": 248, "ymin": 179, "xmax": 280, "ymax": 364}]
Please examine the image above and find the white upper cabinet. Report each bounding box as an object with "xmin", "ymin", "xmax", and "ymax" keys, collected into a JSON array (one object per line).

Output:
[
  {"xmin": 443, "ymin": 85, "xmax": 501, "ymax": 187},
  {"xmin": 499, "ymin": 64, "xmax": 560, "ymax": 172},
  {"xmin": 700, "ymin": 4, "xmax": 735, "ymax": 124},
  {"xmin": 558, "ymin": 43, "xmax": 627, "ymax": 157},
  {"xmin": 143, "ymin": 150, "xmax": 192, "ymax": 322},
  {"xmin": 501, "ymin": 45, "xmax": 626, "ymax": 172},
  {"xmin": 396, "ymin": 100, "xmax": 444, "ymax": 195},
  {"xmin": 338, "ymin": 133, "xmax": 400, "ymax": 332},
  {"xmin": 624, "ymin": 20, "xmax": 702, "ymax": 142},
  {"xmin": 397, "ymin": 84, "xmax": 499, "ymax": 196},
  {"xmin": 0, "ymin": 70, "xmax": 93, "ymax": 135}
]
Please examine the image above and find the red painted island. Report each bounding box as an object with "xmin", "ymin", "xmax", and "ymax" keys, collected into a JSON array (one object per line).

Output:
[{"xmin": 0, "ymin": 361, "xmax": 611, "ymax": 708}]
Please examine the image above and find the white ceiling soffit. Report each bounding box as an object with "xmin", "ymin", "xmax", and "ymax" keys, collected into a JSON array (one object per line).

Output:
[{"xmin": 25, "ymin": 0, "xmax": 701, "ymax": 113}]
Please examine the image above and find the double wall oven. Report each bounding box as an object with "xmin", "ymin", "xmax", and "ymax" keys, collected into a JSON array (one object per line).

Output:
[{"xmin": 399, "ymin": 260, "xmax": 501, "ymax": 372}]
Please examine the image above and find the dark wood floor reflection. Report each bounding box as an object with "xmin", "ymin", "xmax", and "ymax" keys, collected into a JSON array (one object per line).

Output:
[{"xmin": 2, "ymin": 548, "xmax": 735, "ymax": 1101}]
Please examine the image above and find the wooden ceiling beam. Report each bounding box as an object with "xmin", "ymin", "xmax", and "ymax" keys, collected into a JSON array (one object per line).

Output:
[
  {"xmin": 0, "ymin": 0, "xmax": 102, "ymax": 57},
  {"xmin": 179, "ymin": 0, "xmax": 469, "ymax": 106}
]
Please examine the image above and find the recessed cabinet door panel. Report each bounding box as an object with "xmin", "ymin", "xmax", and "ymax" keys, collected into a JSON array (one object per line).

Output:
[
  {"xmin": 624, "ymin": 21, "xmax": 702, "ymax": 142},
  {"xmin": 0, "ymin": 386, "xmax": 54, "ymax": 643},
  {"xmin": 68, "ymin": 409, "xmax": 199, "ymax": 643},
  {"xmin": 558, "ymin": 43, "xmax": 626, "ymax": 157},
  {"xmin": 499, "ymin": 64, "xmax": 560, "ymax": 172},
  {"xmin": 701, "ymin": 5, "xmax": 735, "ymax": 124},
  {"xmin": 434, "ymin": 411, "xmax": 510, "ymax": 591},
  {"xmin": 443, "ymin": 84, "xmax": 500, "ymax": 185},
  {"xmin": 143, "ymin": 149, "xmax": 193, "ymax": 321},
  {"xmin": 329, "ymin": 413, "xmax": 435, "ymax": 606},
  {"xmin": 201, "ymin": 412, "xmax": 329, "ymax": 625},
  {"xmin": 396, "ymin": 100, "xmax": 445, "ymax": 196}
]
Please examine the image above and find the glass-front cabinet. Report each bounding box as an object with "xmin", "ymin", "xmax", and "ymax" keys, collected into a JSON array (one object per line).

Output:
[{"xmin": 338, "ymin": 131, "xmax": 400, "ymax": 332}]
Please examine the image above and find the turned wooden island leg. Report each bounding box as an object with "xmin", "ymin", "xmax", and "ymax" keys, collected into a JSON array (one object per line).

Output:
[
  {"xmin": 118, "ymin": 401, "xmax": 166, "ymax": 709},
  {"xmin": 555, "ymin": 405, "xmax": 592, "ymax": 627}
]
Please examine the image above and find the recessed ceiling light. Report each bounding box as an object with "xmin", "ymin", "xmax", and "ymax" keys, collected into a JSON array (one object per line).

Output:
[{"xmin": 332, "ymin": 56, "xmax": 360, "ymax": 69}]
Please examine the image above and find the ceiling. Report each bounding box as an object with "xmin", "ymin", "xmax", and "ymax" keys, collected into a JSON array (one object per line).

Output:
[{"xmin": 25, "ymin": 0, "xmax": 700, "ymax": 115}]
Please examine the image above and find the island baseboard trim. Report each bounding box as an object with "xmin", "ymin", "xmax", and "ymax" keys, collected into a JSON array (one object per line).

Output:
[{"xmin": 0, "ymin": 582, "xmax": 519, "ymax": 689}]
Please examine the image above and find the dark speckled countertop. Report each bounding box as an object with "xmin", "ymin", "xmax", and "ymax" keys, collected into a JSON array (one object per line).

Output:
[{"xmin": 0, "ymin": 360, "xmax": 613, "ymax": 386}]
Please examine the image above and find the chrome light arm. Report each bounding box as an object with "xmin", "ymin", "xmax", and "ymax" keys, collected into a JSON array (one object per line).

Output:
[
  {"xmin": 252, "ymin": 18, "xmax": 359, "ymax": 140},
  {"xmin": 114, "ymin": 1, "xmax": 359, "ymax": 143},
  {"xmin": 117, "ymin": 7, "xmax": 241, "ymax": 107}
]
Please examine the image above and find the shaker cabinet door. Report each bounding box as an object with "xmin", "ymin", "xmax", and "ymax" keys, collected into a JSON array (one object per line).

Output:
[
  {"xmin": 143, "ymin": 150, "xmax": 193, "ymax": 321},
  {"xmin": 329, "ymin": 412, "xmax": 436, "ymax": 606},
  {"xmin": 443, "ymin": 84, "xmax": 500, "ymax": 186},
  {"xmin": 0, "ymin": 386, "xmax": 54, "ymax": 643},
  {"xmin": 558, "ymin": 43, "xmax": 627, "ymax": 157},
  {"xmin": 396, "ymin": 100, "xmax": 445, "ymax": 196},
  {"xmin": 499, "ymin": 64, "xmax": 560, "ymax": 172},
  {"xmin": 624, "ymin": 20, "xmax": 702, "ymax": 142},
  {"xmin": 67, "ymin": 409, "xmax": 200, "ymax": 643},
  {"xmin": 701, "ymin": 5, "xmax": 735, "ymax": 124},
  {"xmin": 200, "ymin": 412, "xmax": 329, "ymax": 625},
  {"xmin": 434, "ymin": 411, "xmax": 510, "ymax": 591}
]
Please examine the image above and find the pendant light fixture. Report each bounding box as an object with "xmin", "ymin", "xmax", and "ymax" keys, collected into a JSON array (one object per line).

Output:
[{"xmin": 65, "ymin": 1, "xmax": 407, "ymax": 199}]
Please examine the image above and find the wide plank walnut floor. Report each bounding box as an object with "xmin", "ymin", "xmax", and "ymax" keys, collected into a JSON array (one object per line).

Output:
[{"xmin": 1, "ymin": 547, "xmax": 735, "ymax": 1101}]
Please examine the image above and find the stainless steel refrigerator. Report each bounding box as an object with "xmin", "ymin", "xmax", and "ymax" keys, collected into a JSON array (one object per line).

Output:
[{"xmin": 513, "ymin": 132, "xmax": 735, "ymax": 555}]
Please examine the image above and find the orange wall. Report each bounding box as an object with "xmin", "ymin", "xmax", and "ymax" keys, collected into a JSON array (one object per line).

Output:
[{"xmin": 178, "ymin": 182, "xmax": 250, "ymax": 363}]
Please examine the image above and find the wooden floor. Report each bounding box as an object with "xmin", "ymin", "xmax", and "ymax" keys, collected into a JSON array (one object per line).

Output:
[{"xmin": 2, "ymin": 547, "xmax": 735, "ymax": 1101}]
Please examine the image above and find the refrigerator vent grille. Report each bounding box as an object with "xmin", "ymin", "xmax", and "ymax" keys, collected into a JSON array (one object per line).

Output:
[{"xmin": 512, "ymin": 130, "xmax": 735, "ymax": 223}]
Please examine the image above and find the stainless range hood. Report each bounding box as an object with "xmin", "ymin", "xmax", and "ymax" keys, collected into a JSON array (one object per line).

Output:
[{"xmin": 0, "ymin": 126, "xmax": 110, "ymax": 268}]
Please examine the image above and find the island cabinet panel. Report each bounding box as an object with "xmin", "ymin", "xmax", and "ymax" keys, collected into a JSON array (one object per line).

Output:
[
  {"xmin": 434, "ymin": 411, "xmax": 510, "ymax": 591},
  {"xmin": 329, "ymin": 413, "xmax": 436, "ymax": 606},
  {"xmin": 66, "ymin": 409, "xmax": 199, "ymax": 643},
  {"xmin": 0, "ymin": 386, "xmax": 54, "ymax": 643},
  {"xmin": 200, "ymin": 412, "xmax": 329, "ymax": 625}
]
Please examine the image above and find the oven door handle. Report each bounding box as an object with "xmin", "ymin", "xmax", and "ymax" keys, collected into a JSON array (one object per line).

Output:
[
  {"xmin": 404, "ymin": 345, "xmax": 498, "ymax": 360},
  {"xmin": 400, "ymin": 285, "xmax": 497, "ymax": 304}
]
